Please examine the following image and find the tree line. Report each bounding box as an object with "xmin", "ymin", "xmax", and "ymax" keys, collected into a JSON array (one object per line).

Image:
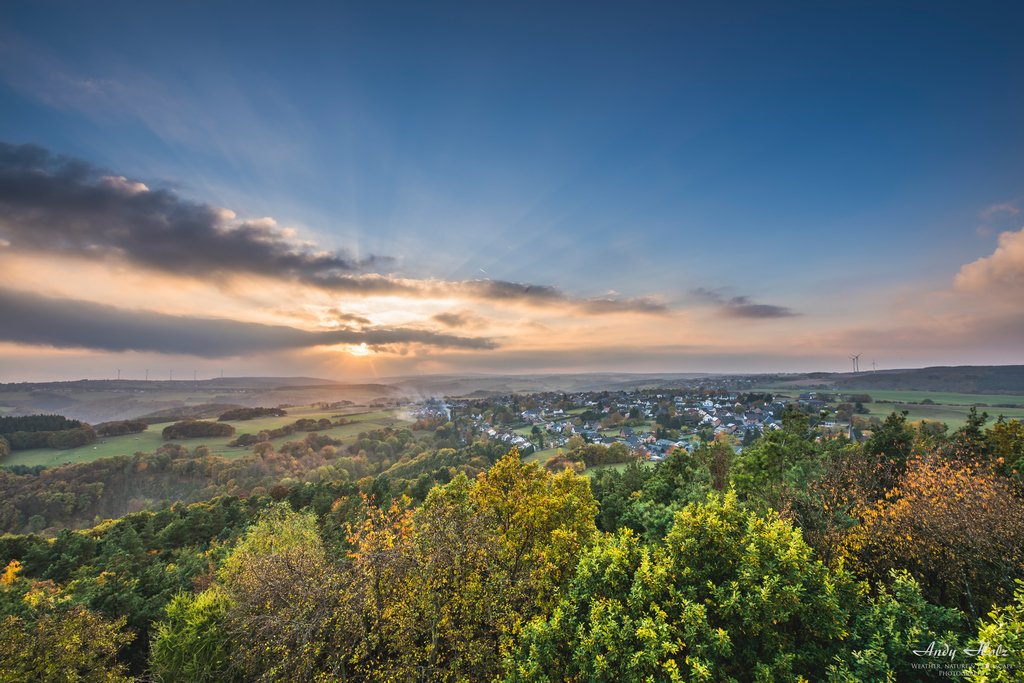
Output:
[{"xmin": 0, "ymin": 410, "xmax": 1022, "ymax": 680}]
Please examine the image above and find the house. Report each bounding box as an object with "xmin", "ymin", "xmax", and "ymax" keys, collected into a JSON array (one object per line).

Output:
[{"xmin": 619, "ymin": 427, "xmax": 635, "ymax": 438}]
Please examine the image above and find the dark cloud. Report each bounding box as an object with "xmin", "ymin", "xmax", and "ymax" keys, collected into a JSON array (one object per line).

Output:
[
  {"xmin": 691, "ymin": 288, "xmax": 798, "ymax": 319},
  {"xmin": 0, "ymin": 142, "xmax": 670, "ymax": 317},
  {"xmin": 0, "ymin": 288, "xmax": 496, "ymax": 357},
  {"xmin": 0, "ymin": 142, "xmax": 392, "ymax": 282},
  {"xmin": 432, "ymin": 312, "xmax": 471, "ymax": 328},
  {"xmin": 449, "ymin": 280, "xmax": 670, "ymax": 315},
  {"xmin": 328, "ymin": 309, "xmax": 374, "ymax": 326}
]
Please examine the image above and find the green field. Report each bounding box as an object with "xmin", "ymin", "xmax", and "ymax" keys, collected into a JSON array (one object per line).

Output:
[
  {"xmin": 582, "ymin": 461, "xmax": 655, "ymax": 477},
  {"xmin": 521, "ymin": 447, "xmax": 559, "ymax": 465},
  {"xmin": 762, "ymin": 388, "xmax": 1024, "ymax": 429},
  {"xmin": 861, "ymin": 401, "xmax": 1024, "ymax": 428},
  {"xmin": 2, "ymin": 405, "xmax": 412, "ymax": 469},
  {"xmin": 846, "ymin": 390, "xmax": 1024, "ymax": 407},
  {"xmin": 816, "ymin": 390, "xmax": 1024, "ymax": 428}
]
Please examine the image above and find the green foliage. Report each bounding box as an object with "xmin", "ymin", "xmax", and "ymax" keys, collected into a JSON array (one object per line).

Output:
[
  {"xmin": 0, "ymin": 602, "xmax": 133, "ymax": 682},
  {"xmin": 509, "ymin": 491, "xmax": 960, "ymax": 683},
  {"xmin": 219, "ymin": 503, "xmax": 321, "ymax": 587},
  {"xmin": 0, "ymin": 415, "xmax": 96, "ymax": 452},
  {"xmin": 162, "ymin": 420, "xmax": 236, "ymax": 440},
  {"xmin": 865, "ymin": 410, "xmax": 914, "ymax": 485},
  {"xmin": 217, "ymin": 406, "xmax": 287, "ymax": 421},
  {"xmin": 96, "ymin": 421, "xmax": 148, "ymax": 437},
  {"xmin": 825, "ymin": 570, "xmax": 964, "ymax": 682},
  {"xmin": 731, "ymin": 426, "xmax": 821, "ymax": 512},
  {"xmin": 948, "ymin": 406, "xmax": 991, "ymax": 462},
  {"xmin": 509, "ymin": 491, "xmax": 851, "ymax": 681},
  {"xmin": 969, "ymin": 580, "xmax": 1024, "ymax": 682},
  {"xmin": 988, "ymin": 418, "xmax": 1024, "ymax": 479},
  {"xmin": 149, "ymin": 588, "xmax": 237, "ymax": 682},
  {"xmin": 0, "ymin": 414, "xmax": 86, "ymax": 435},
  {"xmin": 590, "ymin": 444, "xmax": 717, "ymax": 544},
  {"xmin": 569, "ymin": 442, "xmax": 633, "ymax": 468}
]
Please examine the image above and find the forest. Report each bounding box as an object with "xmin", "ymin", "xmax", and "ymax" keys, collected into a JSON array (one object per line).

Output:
[
  {"xmin": 0, "ymin": 414, "xmax": 97, "ymax": 453},
  {"xmin": 0, "ymin": 408, "xmax": 1022, "ymax": 681}
]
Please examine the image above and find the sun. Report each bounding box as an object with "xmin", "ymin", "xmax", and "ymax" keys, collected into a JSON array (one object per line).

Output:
[{"xmin": 345, "ymin": 342, "xmax": 374, "ymax": 357}]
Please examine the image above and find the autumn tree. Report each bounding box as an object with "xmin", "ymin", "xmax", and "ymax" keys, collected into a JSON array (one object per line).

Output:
[
  {"xmin": 839, "ymin": 454, "xmax": 1024, "ymax": 622},
  {"xmin": 0, "ymin": 582, "xmax": 133, "ymax": 682},
  {"xmin": 216, "ymin": 503, "xmax": 353, "ymax": 681}
]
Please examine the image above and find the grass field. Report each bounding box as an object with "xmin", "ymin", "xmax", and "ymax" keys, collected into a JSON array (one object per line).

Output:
[
  {"xmin": 847, "ymin": 390, "xmax": 1024, "ymax": 407},
  {"xmin": 762, "ymin": 388, "xmax": 1024, "ymax": 429},
  {"xmin": 521, "ymin": 447, "xmax": 559, "ymax": 465},
  {"xmin": 2, "ymin": 405, "xmax": 412, "ymax": 469},
  {"xmin": 582, "ymin": 461, "xmax": 655, "ymax": 477},
  {"xmin": 862, "ymin": 402, "xmax": 1024, "ymax": 428}
]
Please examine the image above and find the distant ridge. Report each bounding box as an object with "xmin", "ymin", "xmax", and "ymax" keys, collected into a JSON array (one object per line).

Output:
[{"xmin": 824, "ymin": 366, "xmax": 1024, "ymax": 394}]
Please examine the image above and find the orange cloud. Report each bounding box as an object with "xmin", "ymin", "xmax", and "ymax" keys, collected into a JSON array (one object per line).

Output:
[{"xmin": 953, "ymin": 226, "xmax": 1024, "ymax": 296}]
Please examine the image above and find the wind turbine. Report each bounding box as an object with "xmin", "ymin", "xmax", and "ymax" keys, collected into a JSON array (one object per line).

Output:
[
  {"xmin": 116, "ymin": 369, "xmax": 121, "ymax": 380},
  {"xmin": 872, "ymin": 360, "xmax": 877, "ymax": 373},
  {"xmin": 145, "ymin": 369, "xmax": 149, "ymax": 381},
  {"xmin": 848, "ymin": 353, "xmax": 861, "ymax": 373}
]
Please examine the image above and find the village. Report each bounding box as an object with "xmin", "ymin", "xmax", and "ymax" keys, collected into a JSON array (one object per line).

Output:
[{"xmin": 404, "ymin": 385, "xmax": 853, "ymax": 468}]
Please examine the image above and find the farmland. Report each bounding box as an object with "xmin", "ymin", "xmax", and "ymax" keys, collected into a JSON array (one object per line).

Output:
[{"xmin": 1, "ymin": 405, "xmax": 414, "ymax": 469}]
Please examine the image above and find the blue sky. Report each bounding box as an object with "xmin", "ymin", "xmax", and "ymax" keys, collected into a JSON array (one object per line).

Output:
[{"xmin": 0, "ymin": 1, "xmax": 1022, "ymax": 379}]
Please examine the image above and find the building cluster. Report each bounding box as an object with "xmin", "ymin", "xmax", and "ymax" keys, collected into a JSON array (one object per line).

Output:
[{"xmin": 403, "ymin": 383, "xmax": 806, "ymax": 464}]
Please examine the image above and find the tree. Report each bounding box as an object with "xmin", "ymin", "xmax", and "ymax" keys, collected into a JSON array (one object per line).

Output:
[
  {"xmin": 865, "ymin": 410, "xmax": 914, "ymax": 490},
  {"xmin": 343, "ymin": 449, "xmax": 598, "ymax": 682},
  {"xmin": 507, "ymin": 491, "xmax": 959, "ymax": 682},
  {"xmin": 988, "ymin": 418, "xmax": 1024, "ymax": 479},
  {"xmin": 948, "ymin": 406, "xmax": 990, "ymax": 462},
  {"xmin": 0, "ymin": 584, "xmax": 133, "ymax": 683},
  {"xmin": 150, "ymin": 588, "xmax": 238, "ymax": 683},
  {"xmin": 731, "ymin": 422, "xmax": 819, "ymax": 511},
  {"xmin": 218, "ymin": 503, "xmax": 351, "ymax": 682},
  {"xmin": 969, "ymin": 580, "xmax": 1024, "ymax": 682},
  {"xmin": 839, "ymin": 454, "xmax": 1024, "ymax": 622}
]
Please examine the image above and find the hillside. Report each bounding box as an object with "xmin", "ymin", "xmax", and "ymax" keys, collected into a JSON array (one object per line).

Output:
[{"xmin": 826, "ymin": 366, "xmax": 1024, "ymax": 394}]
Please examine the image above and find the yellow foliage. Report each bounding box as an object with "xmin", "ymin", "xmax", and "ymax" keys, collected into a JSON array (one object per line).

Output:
[
  {"xmin": 0, "ymin": 560, "xmax": 20, "ymax": 588},
  {"xmin": 838, "ymin": 454, "xmax": 1024, "ymax": 620}
]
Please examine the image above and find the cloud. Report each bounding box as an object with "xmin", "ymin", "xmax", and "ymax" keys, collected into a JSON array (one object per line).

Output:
[
  {"xmin": 447, "ymin": 280, "xmax": 669, "ymax": 315},
  {"xmin": 432, "ymin": 312, "xmax": 473, "ymax": 328},
  {"xmin": 430, "ymin": 310, "xmax": 499, "ymax": 330},
  {"xmin": 953, "ymin": 226, "xmax": 1024, "ymax": 295},
  {"xmin": 0, "ymin": 288, "xmax": 497, "ymax": 357},
  {"xmin": 691, "ymin": 288, "xmax": 798, "ymax": 318},
  {"xmin": 980, "ymin": 202, "xmax": 1020, "ymax": 219},
  {"xmin": 0, "ymin": 142, "xmax": 669, "ymax": 317},
  {"xmin": 0, "ymin": 142, "xmax": 392, "ymax": 282},
  {"xmin": 331, "ymin": 310, "xmax": 374, "ymax": 326}
]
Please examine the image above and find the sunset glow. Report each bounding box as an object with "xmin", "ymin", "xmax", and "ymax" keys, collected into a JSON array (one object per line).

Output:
[{"xmin": 0, "ymin": 2, "xmax": 1021, "ymax": 381}]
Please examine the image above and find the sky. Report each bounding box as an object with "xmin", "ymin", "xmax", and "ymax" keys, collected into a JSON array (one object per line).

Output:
[{"xmin": 0, "ymin": 0, "xmax": 1022, "ymax": 382}]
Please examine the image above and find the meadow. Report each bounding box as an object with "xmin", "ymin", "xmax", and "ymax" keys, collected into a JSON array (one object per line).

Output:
[
  {"xmin": 2, "ymin": 405, "xmax": 414, "ymax": 469},
  {"xmin": 862, "ymin": 401, "xmax": 1024, "ymax": 428},
  {"xmin": 847, "ymin": 389, "xmax": 1024, "ymax": 407},
  {"xmin": 769, "ymin": 388, "xmax": 1024, "ymax": 428}
]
